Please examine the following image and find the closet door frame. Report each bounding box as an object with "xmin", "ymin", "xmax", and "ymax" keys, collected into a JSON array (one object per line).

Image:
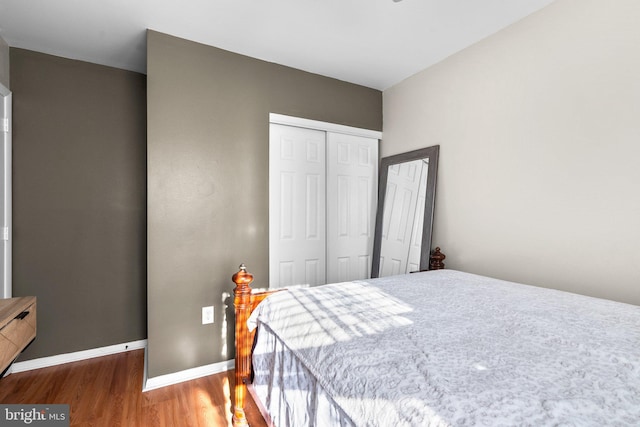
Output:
[
  {"xmin": 270, "ymin": 114, "xmax": 382, "ymax": 140},
  {"xmin": 0, "ymin": 83, "xmax": 11, "ymax": 299},
  {"xmin": 268, "ymin": 114, "xmax": 381, "ymax": 288}
]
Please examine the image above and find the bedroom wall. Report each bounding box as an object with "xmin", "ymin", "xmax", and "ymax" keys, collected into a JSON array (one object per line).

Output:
[
  {"xmin": 10, "ymin": 49, "xmax": 147, "ymax": 359},
  {"xmin": 383, "ymin": 0, "xmax": 640, "ymax": 306},
  {"xmin": 0, "ymin": 36, "xmax": 9, "ymax": 88},
  {"xmin": 147, "ymin": 30, "xmax": 382, "ymax": 377}
]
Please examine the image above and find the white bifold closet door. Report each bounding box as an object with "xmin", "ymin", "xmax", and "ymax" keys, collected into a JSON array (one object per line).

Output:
[
  {"xmin": 326, "ymin": 132, "xmax": 378, "ymax": 284},
  {"xmin": 269, "ymin": 124, "xmax": 327, "ymax": 288},
  {"xmin": 269, "ymin": 123, "xmax": 377, "ymax": 288}
]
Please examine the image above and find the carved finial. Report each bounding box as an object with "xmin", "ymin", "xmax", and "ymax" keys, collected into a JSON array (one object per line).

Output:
[
  {"xmin": 233, "ymin": 264, "xmax": 254, "ymax": 292},
  {"xmin": 429, "ymin": 247, "xmax": 446, "ymax": 270}
]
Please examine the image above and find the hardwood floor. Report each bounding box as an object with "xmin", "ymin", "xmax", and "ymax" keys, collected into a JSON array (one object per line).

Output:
[{"xmin": 0, "ymin": 349, "xmax": 267, "ymax": 427}]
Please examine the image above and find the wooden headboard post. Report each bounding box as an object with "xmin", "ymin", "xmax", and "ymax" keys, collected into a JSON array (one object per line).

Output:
[
  {"xmin": 232, "ymin": 264, "xmax": 281, "ymax": 426},
  {"xmin": 232, "ymin": 264, "xmax": 254, "ymax": 426}
]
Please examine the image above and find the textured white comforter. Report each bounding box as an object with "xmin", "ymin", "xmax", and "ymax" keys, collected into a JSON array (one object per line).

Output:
[{"xmin": 249, "ymin": 270, "xmax": 640, "ymax": 426}]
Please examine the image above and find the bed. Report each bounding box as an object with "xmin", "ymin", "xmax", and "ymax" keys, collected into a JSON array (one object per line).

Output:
[{"xmin": 231, "ymin": 265, "xmax": 640, "ymax": 426}]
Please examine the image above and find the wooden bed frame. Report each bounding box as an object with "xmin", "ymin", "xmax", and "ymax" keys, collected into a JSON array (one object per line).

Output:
[{"xmin": 231, "ymin": 248, "xmax": 445, "ymax": 426}]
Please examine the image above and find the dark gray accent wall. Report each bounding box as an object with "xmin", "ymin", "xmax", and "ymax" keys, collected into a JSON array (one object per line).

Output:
[
  {"xmin": 11, "ymin": 49, "xmax": 147, "ymax": 359},
  {"xmin": 147, "ymin": 30, "xmax": 382, "ymax": 377}
]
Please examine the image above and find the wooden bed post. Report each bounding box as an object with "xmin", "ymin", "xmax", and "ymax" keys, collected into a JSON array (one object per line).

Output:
[
  {"xmin": 232, "ymin": 264, "xmax": 283, "ymax": 426},
  {"xmin": 429, "ymin": 247, "xmax": 446, "ymax": 270},
  {"xmin": 232, "ymin": 264, "xmax": 253, "ymax": 426}
]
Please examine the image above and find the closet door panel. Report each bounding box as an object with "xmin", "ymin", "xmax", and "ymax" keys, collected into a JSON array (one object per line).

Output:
[
  {"xmin": 269, "ymin": 124, "xmax": 326, "ymax": 288},
  {"xmin": 326, "ymin": 133, "xmax": 378, "ymax": 283}
]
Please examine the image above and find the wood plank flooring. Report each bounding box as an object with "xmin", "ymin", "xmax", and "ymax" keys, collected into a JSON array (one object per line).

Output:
[{"xmin": 0, "ymin": 349, "xmax": 267, "ymax": 427}]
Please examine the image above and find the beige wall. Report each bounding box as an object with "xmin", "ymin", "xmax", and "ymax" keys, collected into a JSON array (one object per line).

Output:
[
  {"xmin": 0, "ymin": 36, "xmax": 9, "ymax": 88},
  {"xmin": 147, "ymin": 30, "xmax": 381, "ymax": 377},
  {"xmin": 383, "ymin": 0, "xmax": 640, "ymax": 305}
]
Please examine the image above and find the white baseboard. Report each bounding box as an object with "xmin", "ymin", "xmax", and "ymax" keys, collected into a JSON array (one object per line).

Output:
[
  {"xmin": 10, "ymin": 339, "xmax": 148, "ymax": 374},
  {"xmin": 143, "ymin": 358, "xmax": 234, "ymax": 392},
  {"xmin": 9, "ymin": 338, "xmax": 234, "ymax": 393}
]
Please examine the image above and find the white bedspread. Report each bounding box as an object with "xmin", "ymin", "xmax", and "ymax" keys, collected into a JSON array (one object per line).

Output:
[{"xmin": 248, "ymin": 270, "xmax": 640, "ymax": 426}]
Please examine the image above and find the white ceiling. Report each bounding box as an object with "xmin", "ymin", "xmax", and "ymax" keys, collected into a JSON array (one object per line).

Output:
[{"xmin": 0, "ymin": 0, "xmax": 554, "ymax": 90}]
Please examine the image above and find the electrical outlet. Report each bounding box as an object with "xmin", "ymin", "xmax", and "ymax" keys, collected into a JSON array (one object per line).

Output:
[{"xmin": 202, "ymin": 306, "xmax": 214, "ymax": 325}]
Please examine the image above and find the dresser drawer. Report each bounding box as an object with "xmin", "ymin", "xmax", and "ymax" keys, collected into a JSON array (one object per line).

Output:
[
  {"xmin": 0, "ymin": 334, "xmax": 19, "ymax": 370},
  {"xmin": 0, "ymin": 297, "xmax": 37, "ymax": 374},
  {"xmin": 0, "ymin": 303, "xmax": 37, "ymax": 348}
]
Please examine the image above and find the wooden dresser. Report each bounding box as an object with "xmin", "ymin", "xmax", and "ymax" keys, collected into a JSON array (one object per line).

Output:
[{"xmin": 0, "ymin": 296, "xmax": 37, "ymax": 375}]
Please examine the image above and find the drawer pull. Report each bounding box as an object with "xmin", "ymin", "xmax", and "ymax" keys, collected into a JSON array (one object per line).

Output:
[{"xmin": 15, "ymin": 311, "xmax": 30, "ymax": 320}]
